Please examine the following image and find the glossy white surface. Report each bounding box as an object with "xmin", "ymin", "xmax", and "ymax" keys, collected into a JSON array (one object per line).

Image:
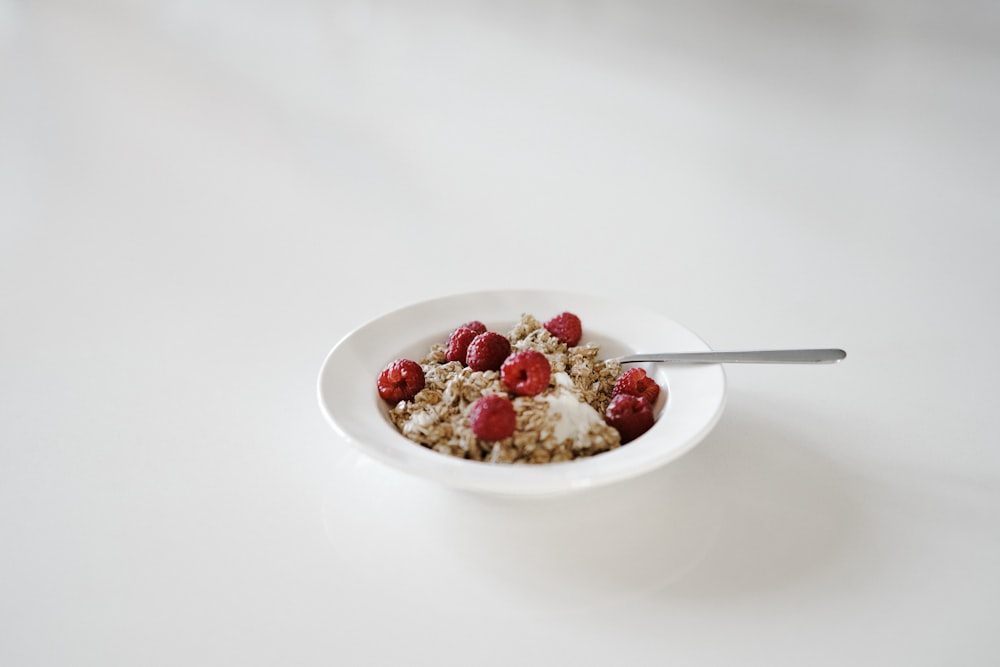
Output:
[
  {"xmin": 318, "ymin": 290, "xmax": 726, "ymax": 496},
  {"xmin": 2, "ymin": 1, "xmax": 999, "ymax": 665}
]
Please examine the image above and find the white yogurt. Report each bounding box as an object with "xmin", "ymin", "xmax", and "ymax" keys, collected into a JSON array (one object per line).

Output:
[{"xmin": 543, "ymin": 373, "xmax": 604, "ymax": 443}]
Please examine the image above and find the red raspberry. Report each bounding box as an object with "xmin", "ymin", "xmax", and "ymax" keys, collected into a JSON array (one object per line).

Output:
[
  {"xmin": 377, "ymin": 359, "xmax": 425, "ymax": 402},
  {"xmin": 612, "ymin": 367, "xmax": 661, "ymax": 405},
  {"xmin": 501, "ymin": 350, "xmax": 552, "ymax": 396},
  {"xmin": 445, "ymin": 327, "xmax": 478, "ymax": 363},
  {"xmin": 458, "ymin": 320, "xmax": 487, "ymax": 335},
  {"xmin": 469, "ymin": 394, "xmax": 516, "ymax": 441},
  {"xmin": 465, "ymin": 331, "xmax": 511, "ymax": 371},
  {"xmin": 544, "ymin": 312, "xmax": 582, "ymax": 347},
  {"xmin": 604, "ymin": 394, "xmax": 655, "ymax": 444}
]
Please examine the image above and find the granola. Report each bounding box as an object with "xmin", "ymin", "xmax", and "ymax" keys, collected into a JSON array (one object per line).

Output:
[{"xmin": 387, "ymin": 314, "xmax": 623, "ymax": 464}]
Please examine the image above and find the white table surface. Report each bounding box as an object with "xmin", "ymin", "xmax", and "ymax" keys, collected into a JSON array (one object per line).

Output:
[{"xmin": 3, "ymin": 1, "xmax": 999, "ymax": 665}]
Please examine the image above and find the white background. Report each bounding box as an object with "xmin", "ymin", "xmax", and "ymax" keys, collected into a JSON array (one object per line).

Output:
[{"xmin": 2, "ymin": 1, "xmax": 999, "ymax": 664}]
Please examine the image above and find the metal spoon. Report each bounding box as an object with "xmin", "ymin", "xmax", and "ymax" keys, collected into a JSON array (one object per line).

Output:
[{"xmin": 617, "ymin": 349, "xmax": 846, "ymax": 364}]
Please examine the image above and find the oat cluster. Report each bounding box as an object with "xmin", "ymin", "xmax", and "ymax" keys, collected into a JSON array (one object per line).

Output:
[{"xmin": 387, "ymin": 314, "xmax": 623, "ymax": 464}]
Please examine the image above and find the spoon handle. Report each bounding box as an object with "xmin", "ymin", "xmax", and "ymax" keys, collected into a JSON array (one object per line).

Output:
[{"xmin": 617, "ymin": 349, "xmax": 846, "ymax": 364}]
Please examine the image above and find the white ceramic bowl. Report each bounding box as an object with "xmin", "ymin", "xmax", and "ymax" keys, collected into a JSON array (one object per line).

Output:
[{"xmin": 317, "ymin": 290, "xmax": 726, "ymax": 496}]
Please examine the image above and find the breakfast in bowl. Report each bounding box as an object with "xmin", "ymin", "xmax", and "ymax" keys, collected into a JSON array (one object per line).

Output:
[
  {"xmin": 317, "ymin": 289, "xmax": 726, "ymax": 496},
  {"xmin": 376, "ymin": 311, "xmax": 664, "ymax": 464}
]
